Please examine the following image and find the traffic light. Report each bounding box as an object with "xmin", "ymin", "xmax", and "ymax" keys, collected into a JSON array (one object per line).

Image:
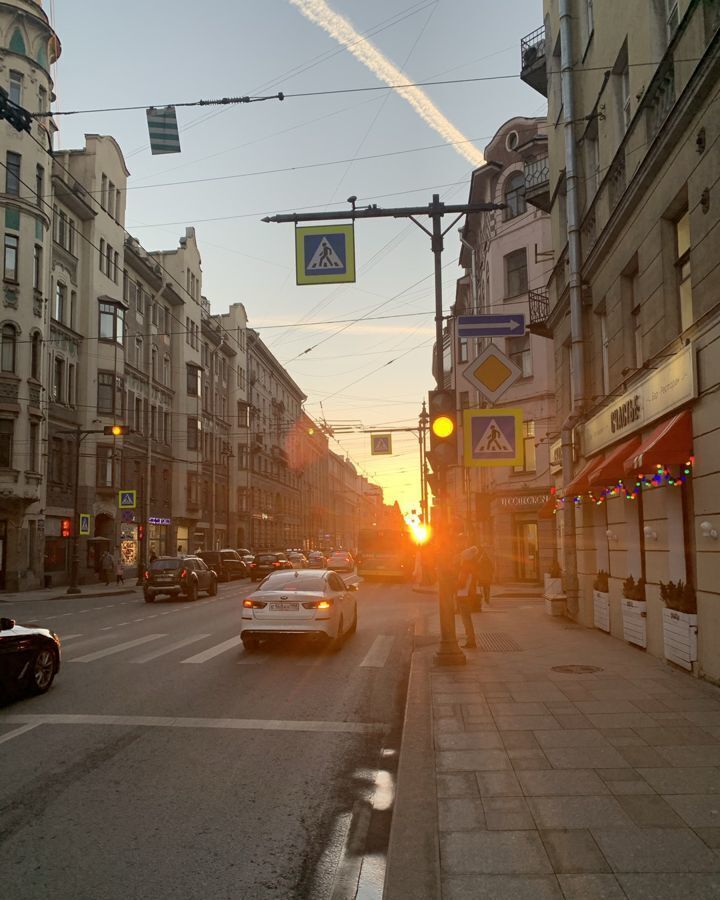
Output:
[
  {"xmin": 426, "ymin": 389, "xmax": 458, "ymax": 472},
  {"xmin": 104, "ymin": 425, "xmax": 130, "ymax": 436},
  {"xmin": 138, "ymin": 524, "xmax": 145, "ymax": 542},
  {"xmin": 61, "ymin": 518, "xmax": 72, "ymax": 538}
]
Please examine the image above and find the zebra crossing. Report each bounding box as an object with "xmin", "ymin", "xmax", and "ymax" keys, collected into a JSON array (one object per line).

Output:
[{"xmin": 60, "ymin": 630, "xmax": 396, "ymax": 668}]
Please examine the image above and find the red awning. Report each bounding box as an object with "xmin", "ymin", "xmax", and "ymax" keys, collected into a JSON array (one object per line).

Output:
[
  {"xmin": 562, "ymin": 454, "xmax": 605, "ymax": 497},
  {"xmin": 538, "ymin": 496, "xmax": 559, "ymax": 518},
  {"xmin": 588, "ymin": 435, "xmax": 641, "ymax": 487},
  {"xmin": 623, "ymin": 410, "xmax": 693, "ymax": 475}
]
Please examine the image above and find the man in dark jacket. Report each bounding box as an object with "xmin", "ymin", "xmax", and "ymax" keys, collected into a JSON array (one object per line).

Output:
[{"xmin": 456, "ymin": 545, "xmax": 479, "ymax": 648}]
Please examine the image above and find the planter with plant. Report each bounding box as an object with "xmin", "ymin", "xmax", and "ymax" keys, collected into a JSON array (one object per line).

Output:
[
  {"xmin": 621, "ymin": 575, "xmax": 647, "ymax": 648},
  {"xmin": 660, "ymin": 580, "xmax": 698, "ymax": 670},
  {"xmin": 543, "ymin": 561, "xmax": 565, "ymax": 616},
  {"xmin": 592, "ymin": 569, "xmax": 610, "ymax": 632}
]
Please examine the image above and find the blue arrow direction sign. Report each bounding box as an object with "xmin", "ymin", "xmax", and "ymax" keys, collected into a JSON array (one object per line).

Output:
[{"xmin": 457, "ymin": 314, "xmax": 525, "ymax": 338}]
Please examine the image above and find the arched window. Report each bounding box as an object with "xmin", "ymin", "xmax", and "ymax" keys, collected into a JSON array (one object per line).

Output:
[
  {"xmin": 9, "ymin": 29, "xmax": 26, "ymax": 55},
  {"xmin": 504, "ymin": 172, "xmax": 526, "ymax": 220},
  {"xmin": 30, "ymin": 331, "xmax": 41, "ymax": 379},
  {"xmin": 1, "ymin": 324, "xmax": 17, "ymax": 373}
]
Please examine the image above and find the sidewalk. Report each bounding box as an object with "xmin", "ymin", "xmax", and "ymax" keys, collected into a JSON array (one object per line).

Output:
[
  {"xmin": 0, "ymin": 581, "xmax": 140, "ymax": 603},
  {"xmin": 385, "ymin": 589, "xmax": 720, "ymax": 900}
]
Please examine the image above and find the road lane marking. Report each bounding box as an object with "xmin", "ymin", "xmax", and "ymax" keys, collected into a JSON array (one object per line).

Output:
[
  {"xmin": 359, "ymin": 635, "xmax": 395, "ymax": 668},
  {"xmin": 0, "ymin": 723, "xmax": 40, "ymax": 745},
  {"xmin": 59, "ymin": 633, "xmax": 84, "ymax": 641},
  {"xmin": 68, "ymin": 634, "xmax": 165, "ymax": 663},
  {"xmin": 3, "ymin": 714, "xmax": 386, "ymax": 735},
  {"xmin": 180, "ymin": 635, "xmax": 243, "ymax": 664},
  {"xmin": 131, "ymin": 634, "xmax": 212, "ymax": 663}
]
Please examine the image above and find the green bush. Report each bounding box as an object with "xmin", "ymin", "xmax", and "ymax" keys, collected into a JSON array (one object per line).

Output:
[
  {"xmin": 594, "ymin": 569, "xmax": 609, "ymax": 592},
  {"xmin": 660, "ymin": 579, "xmax": 696, "ymax": 614}
]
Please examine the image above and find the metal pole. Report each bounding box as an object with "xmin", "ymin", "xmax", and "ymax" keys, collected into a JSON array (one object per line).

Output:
[{"xmin": 67, "ymin": 425, "xmax": 82, "ymax": 594}]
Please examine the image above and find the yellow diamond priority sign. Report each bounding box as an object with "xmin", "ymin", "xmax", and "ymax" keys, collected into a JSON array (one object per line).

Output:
[{"xmin": 462, "ymin": 344, "xmax": 522, "ymax": 403}]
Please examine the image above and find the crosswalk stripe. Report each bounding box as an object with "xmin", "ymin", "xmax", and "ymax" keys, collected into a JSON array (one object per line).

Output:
[
  {"xmin": 68, "ymin": 634, "xmax": 166, "ymax": 663},
  {"xmin": 180, "ymin": 635, "xmax": 243, "ymax": 664},
  {"xmin": 359, "ymin": 635, "xmax": 395, "ymax": 668},
  {"xmin": 131, "ymin": 634, "xmax": 212, "ymax": 663}
]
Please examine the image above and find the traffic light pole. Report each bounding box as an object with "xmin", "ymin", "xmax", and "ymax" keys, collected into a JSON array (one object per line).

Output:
[{"xmin": 265, "ymin": 194, "xmax": 502, "ymax": 665}]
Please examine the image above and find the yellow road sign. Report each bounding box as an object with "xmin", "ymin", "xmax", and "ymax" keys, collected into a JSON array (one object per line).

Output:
[
  {"xmin": 296, "ymin": 224, "xmax": 356, "ymax": 285},
  {"xmin": 463, "ymin": 408, "xmax": 524, "ymax": 467}
]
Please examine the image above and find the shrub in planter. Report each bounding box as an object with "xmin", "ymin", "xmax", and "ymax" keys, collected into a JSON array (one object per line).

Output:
[
  {"xmin": 621, "ymin": 575, "xmax": 647, "ymax": 648},
  {"xmin": 622, "ymin": 575, "xmax": 645, "ymax": 602},
  {"xmin": 548, "ymin": 560, "xmax": 562, "ymax": 578},
  {"xmin": 660, "ymin": 580, "xmax": 697, "ymax": 614},
  {"xmin": 592, "ymin": 570, "xmax": 610, "ymax": 632},
  {"xmin": 660, "ymin": 579, "xmax": 698, "ymax": 670},
  {"xmin": 593, "ymin": 569, "xmax": 609, "ymax": 592}
]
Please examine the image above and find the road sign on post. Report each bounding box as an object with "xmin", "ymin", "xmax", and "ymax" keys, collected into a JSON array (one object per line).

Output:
[
  {"xmin": 79, "ymin": 514, "xmax": 90, "ymax": 536},
  {"xmin": 462, "ymin": 344, "xmax": 523, "ymax": 404},
  {"xmin": 457, "ymin": 313, "xmax": 525, "ymax": 338},
  {"xmin": 463, "ymin": 408, "xmax": 524, "ymax": 467},
  {"xmin": 118, "ymin": 490, "xmax": 137, "ymax": 509},
  {"xmin": 370, "ymin": 434, "xmax": 392, "ymax": 455},
  {"xmin": 295, "ymin": 224, "xmax": 356, "ymax": 285}
]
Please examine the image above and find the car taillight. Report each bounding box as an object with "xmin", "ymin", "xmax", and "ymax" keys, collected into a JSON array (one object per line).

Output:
[
  {"xmin": 243, "ymin": 598, "xmax": 267, "ymax": 609},
  {"xmin": 250, "ymin": 562, "xmax": 256, "ymax": 568},
  {"xmin": 180, "ymin": 568, "xmax": 187, "ymax": 578},
  {"xmin": 143, "ymin": 571, "xmax": 149, "ymax": 580},
  {"xmin": 273, "ymin": 561, "xmax": 281, "ymax": 567},
  {"xmin": 302, "ymin": 599, "xmax": 333, "ymax": 609}
]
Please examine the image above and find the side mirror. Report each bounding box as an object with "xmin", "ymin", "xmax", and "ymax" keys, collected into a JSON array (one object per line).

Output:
[
  {"xmin": 347, "ymin": 583, "xmax": 359, "ymax": 592},
  {"xmin": 1, "ymin": 617, "xmax": 16, "ymax": 630}
]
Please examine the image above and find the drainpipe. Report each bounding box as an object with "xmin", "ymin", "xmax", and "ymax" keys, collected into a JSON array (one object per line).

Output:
[{"xmin": 559, "ymin": 0, "xmax": 586, "ymax": 616}]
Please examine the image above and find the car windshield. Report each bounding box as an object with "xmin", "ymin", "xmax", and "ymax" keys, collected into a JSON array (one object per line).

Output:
[
  {"xmin": 149, "ymin": 559, "xmax": 181, "ymax": 572},
  {"xmin": 256, "ymin": 554, "xmax": 278, "ymax": 564},
  {"xmin": 258, "ymin": 574, "xmax": 326, "ymax": 592}
]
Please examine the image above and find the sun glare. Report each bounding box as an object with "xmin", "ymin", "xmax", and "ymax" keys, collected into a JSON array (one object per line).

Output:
[{"xmin": 405, "ymin": 515, "xmax": 430, "ymax": 545}]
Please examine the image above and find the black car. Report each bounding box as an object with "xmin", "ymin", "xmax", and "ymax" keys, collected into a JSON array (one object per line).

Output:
[
  {"xmin": 197, "ymin": 550, "xmax": 248, "ymax": 582},
  {"xmin": 0, "ymin": 616, "xmax": 61, "ymax": 697},
  {"xmin": 143, "ymin": 556, "xmax": 218, "ymax": 602},
  {"xmin": 248, "ymin": 552, "xmax": 292, "ymax": 581}
]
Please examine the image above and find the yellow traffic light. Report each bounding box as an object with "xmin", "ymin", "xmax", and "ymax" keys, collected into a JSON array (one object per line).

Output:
[
  {"xmin": 103, "ymin": 425, "xmax": 130, "ymax": 436},
  {"xmin": 111, "ymin": 425, "xmax": 123, "ymax": 436},
  {"xmin": 431, "ymin": 414, "xmax": 454, "ymax": 439}
]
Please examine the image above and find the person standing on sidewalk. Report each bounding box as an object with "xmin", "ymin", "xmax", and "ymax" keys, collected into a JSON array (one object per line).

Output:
[
  {"xmin": 99, "ymin": 549, "xmax": 113, "ymax": 586},
  {"xmin": 477, "ymin": 548, "xmax": 494, "ymax": 606},
  {"xmin": 115, "ymin": 553, "xmax": 125, "ymax": 585},
  {"xmin": 456, "ymin": 545, "xmax": 479, "ymax": 649}
]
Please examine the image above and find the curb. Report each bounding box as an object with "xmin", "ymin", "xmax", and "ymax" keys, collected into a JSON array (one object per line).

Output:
[
  {"xmin": 1, "ymin": 588, "xmax": 140, "ymax": 603},
  {"xmin": 383, "ymin": 645, "xmax": 440, "ymax": 900}
]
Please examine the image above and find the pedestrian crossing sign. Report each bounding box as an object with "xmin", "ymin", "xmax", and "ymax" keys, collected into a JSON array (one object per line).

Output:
[
  {"xmin": 370, "ymin": 433, "xmax": 392, "ymax": 455},
  {"xmin": 296, "ymin": 224, "xmax": 356, "ymax": 285},
  {"xmin": 79, "ymin": 514, "xmax": 90, "ymax": 536},
  {"xmin": 463, "ymin": 408, "xmax": 524, "ymax": 468},
  {"xmin": 118, "ymin": 490, "xmax": 137, "ymax": 509}
]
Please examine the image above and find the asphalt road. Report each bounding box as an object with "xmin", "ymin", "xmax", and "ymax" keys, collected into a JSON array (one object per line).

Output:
[{"xmin": 0, "ymin": 577, "xmax": 436, "ymax": 900}]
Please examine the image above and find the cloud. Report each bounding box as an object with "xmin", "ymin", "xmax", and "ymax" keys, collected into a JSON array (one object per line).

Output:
[{"xmin": 288, "ymin": 0, "xmax": 484, "ymax": 168}]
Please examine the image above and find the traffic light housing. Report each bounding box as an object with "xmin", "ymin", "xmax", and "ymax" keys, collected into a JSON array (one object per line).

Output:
[
  {"xmin": 61, "ymin": 517, "xmax": 71, "ymax": 538},
  {"xmin": 426, "ymin": 389, "xmax": 458, "ymax": 472},
  {"xmin": 104, "ymin": 425, "xmax": 130, "ymax": 436},
  {"xmin": 138, "ymin": 524, "xmax": 145, "ymax": 542}
]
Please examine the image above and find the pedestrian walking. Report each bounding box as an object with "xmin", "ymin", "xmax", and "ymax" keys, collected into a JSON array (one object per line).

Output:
[
  {"xmin": 177, "ymin": 545, "xmax": 185, "ymax": 559},
  {"xmin": 456, "ymin": 545, "xmax": 479, "ymax": 649},
  {"xmin": 115, "ymin": 554, "xmax": 124, "ymax": 585},
  {"xmin": 99, "ymin": 549, "xmax": 113, "ymax": 586},
  {"xmin": 477, "ymin": 548, "xmax": 494, "ymax": 606}
]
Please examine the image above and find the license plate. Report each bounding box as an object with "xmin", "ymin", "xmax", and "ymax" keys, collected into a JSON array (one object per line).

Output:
[
  {"xmin": 156, "ymin": 576, "xmax": 173, "ymax": 583},
  {"xmin": 270, "ymin": 601, "xmax": 298, "ymax": 611}
]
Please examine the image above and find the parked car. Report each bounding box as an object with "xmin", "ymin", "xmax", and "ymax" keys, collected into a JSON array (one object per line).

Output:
[
  {"xmin": 0, "ymin": 616, "xmax": 61, "ymax": 697},
  {"xmin": 287, "ymin": 552, "xmax": 308, "ymax": 569},
  {"xmin": 249, "ymin": 552, "xmax": 292, "ymax": 581},
  {"xmin": 143, "ymin": 556, "xmax": 217, "ymax": 602},
  {"xmin": 240, "ymin": 569, "xmax": 358, "ymax": 651},
  {"xmin": 197, "ymin": 549, "xmax": 247, "ymax": 582},
  {"xmin": 307, "ymin": 551, "xmax": 327, "ymax": 568},
  {"xmin": 327, "ymin": 550, "xmax": 355, "ymax": 573}
]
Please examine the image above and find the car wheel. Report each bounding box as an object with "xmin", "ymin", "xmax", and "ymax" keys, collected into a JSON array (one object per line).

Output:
[
  {"xmin": 348, "ymin": 604, "xmax": 357, "ymax": 636},
  {"xmin": 208, "ymin": 578, "xmax": 217, "ymax": 597},
  {"xmin": 29, "ymin": 647, "xmax": 57, "ymax": 694},
  {"xmin": 242, "ymin": 635, "xmax": 259, "ymax": 652},
  {"xmin": 330, "ymin": 616, "xmax": 345, "ymax": 652},
  {"xmin": 144, "ymin": 590, "xmax": 154, "ymax": 603},
  {"xmin": 187, "ymin": 581, "xmax": 198, "ymax": 602}
]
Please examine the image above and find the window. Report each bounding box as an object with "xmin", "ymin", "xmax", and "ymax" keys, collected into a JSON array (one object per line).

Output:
[
  {"xmin": 513, "ymin": 421, "xmax": 537, "ymax": 473},
  {"xmin": 33, "ymin": 244, "xmax": 42, "ymax": 290},
  {"xmin": 108, "ymin": 182, "xmax": 115, "ymax": 219},
  {"xmin": 29, "ymin": 421, "xmax": 38, "ymax": 472},
  {"xmin": 585, "ymin": 130, "xmax": 600, "ymax": 197},
  {"xmin": 458, "ymin": 337, "xmax": 468, "ymax": 364},
  {"xmin": 503, "ymin": 172, "xmax": 526, "ymax": 220},
  {"xmin": 96, "ymin": 447, "xmax": 115, "ymax": 488},
  {"xmin": 35, "ymin": 165, "xmax": 44, "ymax": 207},
  {"xmin": 164, "ymin": 411, "xmax": 170, "ymax": 444},
  {"xmin": 152, "ymin": 302, "xmax": 158, "ymax": 326},
  {"xmin": 151, "ymin": 346, "xmax": 158, "ymax": 381},
  {"xmin": 5, "ymin": 152, "xmax": 20, "ymax": 196},
  {"xmin": 150, "ymin": 405, "xmax": 157, "ymax": 440},
  {"xmin": 135, "ymin": 336, "xmax": 144, "ymax": 369},
  {"xmin": 459, "ymin": 391, "xmax": 470, "ymax": 410},
  {"xmin": 504, "ymin": 248, "xmax": 528, "ymax": 297},
  {"xmin": 54, "ymin": 282, "xmax": 66, "ymax": 323},
  {"xmin": 163, "ymin": 354, "xmax": 171, "ymax": 385},
  {"xmin": 30, "ymin": 332, "xmax": 41, "ymax": 379},
  {"xmin": 187, "ymin": 416, "xmax": 200, "ymax": 451},
  {"xmin": 675, "ymin": 209, "xmax": 692, "ymax": 331},
  {"xmin": 187, "ymin": 473, "xmax": 199, "ymax": 505},
  {"xmin": 0, "ymin": 420, "xmax": 13, "ymax": 468},
  {"xmin": 97, "ymin": 372, "xmax": 114, "ymax": 413},
  {"xmin": 68, "ymin": 363, "xmax": 76, "ymax": 407},
  {"xmin": 38, "ymin": 86, "xmax": 47, "ymax": 115},
  {"xmin": 53, "ymin": 357, "xmax": 65, "ymax": 402},
  {"xmin": 1, "ymin": 324, "xmax": 16, "ymax": 372},
  {"xmin": 70, "ymin": 291, "xmax": 76, "ymax": 330},
  {"xmin": 4, "ymin": 234, "xmax": 18, "ymax": 281},
  {"xmin": 237, "ymin": 444, "xmax": 249, "ymax": 469},
  {"xmin": 98, "ymin": 301, "xmax": 125, "ymax": 344},
  {"xmin": 135, "ymin": 396, "xmax": 142, "ymax": 433},
  {"xmin": 187, "ymin": 365, "xmax": 201, "ymax": 396},
  {"xmin": 614, "ymin": 45, "xmax": 631, "ymax": 133},
  {"xmin": 508, "ymin": 334, "xmax": 532, "ymax": 377},
  {"xmin": 99, "ymin": 238, "xmax": 105, "ymax": 271},
  {"xmin": 9, "ymin": 71, "xmax": 22, "ymax": 106},
  {"xmin": 113, "ymin": 251, "xmax": 119, "ymax": 283},
  {"xmin": 621, "ymin": 63, "xmax": 631, "ymax": 128},
  {"xmin": 599, "ymin": 313, "xmax": 610, "ymax": 395}
]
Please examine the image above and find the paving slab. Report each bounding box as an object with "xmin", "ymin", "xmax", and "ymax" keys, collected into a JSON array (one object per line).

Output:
[
  {"xmin": 435, "ymin": 731, "xmax": 504, "ymax": 751},
  {"xmin": 438, "ymin": 798, "xmax": 487, "ymax": 832},
  {"xmin": 556, "ymin": 873, "xmax": 627, "ymax": 899},
  {"xmin": 475, "ymin": 771, "xmax": 524, "ymax": 798},
  {"xmin": 655, "ymin": 745, "xmax": 720, "ymax": 767},
  {"xmin": 541, "ymin": 746, "xmax": 630, "ymax": 769},
  {"xmin": 632, "ymin": 726, "xmax": 720, "ymax": 746},
  {"xmin": 443, "ymin": 874, "xmax": 563, "ymax": 900},
  {"xmin": 637, "ymin": 767, "xmax": 720, "ymax": 794},
  {"xmin": 482, "ymin": 797, "xmax": 536, "ymax": 830},
  {"xmin": 617, "ymin": 873, "xmax": 720, "ymax": 900},
  {"xmin": 592, "ymin": 827, "xmax": 720, "ymax": 872},
  {"xmin": 615, "ymin": 793, "xmax": 686, "ymax": 827},
  {"xmin": 663, "ymin": 794, "xmax": 720, "ymax": 827},
  {"xmin": 517, "ymin": 769, "xmax": 609, "ymax": 797},
  {"xmin": 526, "ymin": 796, "xmax": 633, "ymax": 829},
  {"xmin": 441, "ymin": 830, "xmax": 553, "ymax": 875},
  {"xmin": 436, "ymin": 772, "xmax": 480, "ymax": 799},
  {"xmin": 539, "ymin": 829, "xmax": 610, "ymax": 873},
  {"xmin": 508, "ymin": 748, "xmax": 554, "ymax": 771},
  {"xmin": 438, "ymin": 749, "xmax": 512, "ymax": 772}
]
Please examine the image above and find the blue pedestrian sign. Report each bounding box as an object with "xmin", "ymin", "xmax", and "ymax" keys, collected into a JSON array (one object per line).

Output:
[
  {"xmin": 458, "ymin": 314, "xmax": 525, "ymax": 338},
  {"xmin": 463, "ymin": 408, "xmax": 524, "ymax": 468},
  {"xmin": 370, "ymin": 433, "xmax": 392, "ymax": 455},
  {"xmin": 118, "ymin": 490, "xmax": 137, "ymax": 510},
  {"xmin": 79, "ymin": 514, "xmax": 90, "ymax": 536},
  {"xmin": 296, "ymin": 224, "xmax": 356, "ymax": 285}
]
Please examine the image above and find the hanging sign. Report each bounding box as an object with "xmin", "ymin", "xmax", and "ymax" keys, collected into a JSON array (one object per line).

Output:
[
  {"xmin": 295, "ymin": 224, "xmax": 356, "ymax": 285},
  {"xmin": 370, "ymin": 434, "xmax": 392, "ymax": 455},
  {"xmin": 146, "ymin": 106, "xmax": 181, "ymax": 155}
]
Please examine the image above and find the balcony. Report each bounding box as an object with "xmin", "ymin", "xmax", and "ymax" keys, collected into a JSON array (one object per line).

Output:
[
  {"xmin": 524, "ymin": 156, "xmax": 550, "ymax": 212},
  {"xmin": 520, "ymin": 26, "xmax": 547, "ymax": 97},
  {"xmin": 528, "ymin": 288, "xmax": 552, "ymax": 338}
]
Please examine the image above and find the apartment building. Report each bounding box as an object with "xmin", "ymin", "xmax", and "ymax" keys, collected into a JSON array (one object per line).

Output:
[{"xmin": 521, "ymin": 0, "xmax": 720, "ymax": 680}]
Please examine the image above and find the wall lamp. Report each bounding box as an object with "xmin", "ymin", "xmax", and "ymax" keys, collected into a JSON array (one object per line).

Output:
[
  {"xmin": 643, "ymin": 525, "xmax": 658, "ymax": 542},
  {"xmin": 700, "ymin": 521, "xmax": 719, "ymax": 540},
  {"xmin": 605, "ymin": 529, "xmax": 619, "ymax": 542}
]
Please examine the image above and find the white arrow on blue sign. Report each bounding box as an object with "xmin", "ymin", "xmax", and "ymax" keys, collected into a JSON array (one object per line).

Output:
[{"xmin": 458, "ymin": 314, "xmax": 525, "ymax": 338}]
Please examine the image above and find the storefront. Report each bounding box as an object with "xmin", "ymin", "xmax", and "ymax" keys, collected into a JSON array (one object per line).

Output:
[{"xmin": 490, "ymin": 490, "xmax": 553, "ymax": 584}]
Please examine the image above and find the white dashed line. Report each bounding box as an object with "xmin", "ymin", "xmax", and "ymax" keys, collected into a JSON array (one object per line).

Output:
[{"xmin": 359, "ymin": 635, "xmax": 395, "ymax": 668}]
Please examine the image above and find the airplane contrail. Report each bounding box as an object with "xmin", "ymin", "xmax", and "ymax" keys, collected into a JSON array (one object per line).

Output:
[{"xmin": 287, "ymin": 0, "xmax": 485, "ymax": 168}]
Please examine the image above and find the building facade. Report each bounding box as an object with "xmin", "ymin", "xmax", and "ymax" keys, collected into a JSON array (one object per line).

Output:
[{"xmin": 521, "ymin": 0, "xmax": 720, "ymax": 680}]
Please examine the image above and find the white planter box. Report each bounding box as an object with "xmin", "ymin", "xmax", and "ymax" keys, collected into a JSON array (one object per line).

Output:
[
  {"xmin": 545, "ymin": 596, "xmax": 566, "ymax": 617},
  {"xmin": 544, "ymin": 575, "xmax": 563, "ymax": 597},
  {"xmin": 663, "ymin": 607, "xmax": 698, "ymax": 670},
  {"xmin": 593, "ymin": 590, "xmax": 610, "ymax": 632},
  {"xmin": 622, "ymin": 599, "xmax": 647, "ymax": 648}
]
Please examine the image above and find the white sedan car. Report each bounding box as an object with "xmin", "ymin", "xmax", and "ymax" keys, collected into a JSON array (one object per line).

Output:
[{"xmin": 240, "ymin": 570, "xmax": 358, "ymax": 651}]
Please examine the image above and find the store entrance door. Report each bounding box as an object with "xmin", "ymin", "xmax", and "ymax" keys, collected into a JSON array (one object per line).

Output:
[{"xmin": 515, "ymin": 520, "xmax": 539, "ymax": 581}]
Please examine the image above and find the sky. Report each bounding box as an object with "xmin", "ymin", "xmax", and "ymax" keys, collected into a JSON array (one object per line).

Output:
[{"xmin": 50, "ymin": 0, "xmax": 547, "ymax": 513}]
